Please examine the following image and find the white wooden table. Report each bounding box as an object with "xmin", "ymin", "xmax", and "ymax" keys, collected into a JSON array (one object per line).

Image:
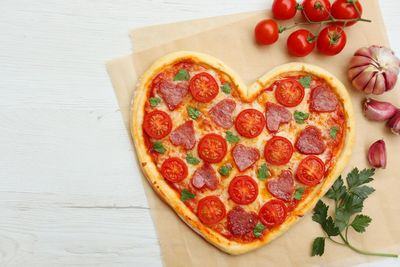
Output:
[{"xmin": 1, "ymin": 1, "xmax": 399, "ymax": 266}]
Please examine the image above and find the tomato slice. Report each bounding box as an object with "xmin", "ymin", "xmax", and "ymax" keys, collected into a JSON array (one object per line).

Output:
[
  {"xmin": 160, "ymin": 157, "xmax": 188, "ymax": 183},
  {"xmin": 264, "ymin": 136, "xmax": 293, "ymax": 165},
  {"xmin": 189, "ymin": 72, "xmax": 219, "ymax": 103},
  {"xmin": 143, "ymin": 110, "xmax": 172, "ymax": 139},
  {"xmin": 197, "ymin": 133, "xmax": 227, "ymax": 163},
  {"xmin": 235, "ymin": 109, "xmax": 266, "ymax": 138},
  {"xmin": 275, "ymin": 78, "xmax": 305, "ymax": 107},
  {"xmin": 296, "ymin": 156, "xmax": 325, "ymax": 186},
  {"xmin": 197, "ymin": 196, "xmax": 226, "ymax": 225},
  {"xmin": 259, "ymin": 199, "xmax": 288, "ymax": 228},
  {"xmin": 228, "ymin": 176, "xmax": 259, "ymax": 205}
]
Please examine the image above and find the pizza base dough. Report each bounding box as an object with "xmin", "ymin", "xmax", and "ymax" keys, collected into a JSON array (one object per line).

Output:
[{"xmin": 130, "ymin": 51, "xmax": 355, "ymax": 255}]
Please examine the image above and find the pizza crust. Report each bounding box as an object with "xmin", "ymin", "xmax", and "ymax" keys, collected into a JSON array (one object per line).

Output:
[{"xmin": 130, "ymin": 51, "xmax": 355, "ymax": 255}]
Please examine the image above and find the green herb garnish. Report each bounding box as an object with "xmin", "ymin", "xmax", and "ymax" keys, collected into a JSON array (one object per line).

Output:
[
  {"xmin": 173, "ymin": 69, "xmax": 190, "ymax": 81},
  {"xmin": 311, "ymin": 168, "xmax": 398, "ymax": 258},
  {"xmin": 153, "ymin": 141, "xmax": 166, "ymax": 154},
  {"xmin": 225, "ymin": 131, "xmax": 240, "ymax": 144},
  {"xmin": 187, "ymin": 106, "xmax": 201, "ymax": 120},
  {"xmin": 149, "ymin": 97, "xmax": 161, "ymax": 107},
  {"xmin": 186, "ymin": 154, "xmax": 200, "ymax": 165},
  {"xmin": 257, "ymin": 163, "xmax": 268, "ymax": 181},
  {"xmin": 298, "ymin": 76, "xmax": 312, "ymax": 88},
  {"xmin": 294, "ymin": 187, "xmax": 305, "ymax": 200},
  {"xmin": 330, "ymin": 126, "xmax": 339, "ymax": 139},
  {"xmin": 218, "ymin": 165, "xmax": 232, "ymax": 176},
  {"xmin": 180, "ymin": 189, "xmax": 195, "ymax": 202},
  {"xmin": 220, "ymin": 83, "xmax": 231, "ymax": 94},
  {"xmin": 253, "ymin": 223, "xmax": 265, "ymax": 238},
  {"xmin": 294, "ymin": 111, "xmax": 310, "ymax": 124}
]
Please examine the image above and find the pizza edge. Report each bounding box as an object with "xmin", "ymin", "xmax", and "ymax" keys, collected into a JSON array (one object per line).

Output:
[{"xmin": 130, "ymin": 51, "xmax": 355, "ymax": 255}]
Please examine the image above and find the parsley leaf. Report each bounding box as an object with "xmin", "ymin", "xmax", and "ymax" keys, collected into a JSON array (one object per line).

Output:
[
  {"xmin": 351, "ymin": 185, "xmax": 375, "ymax": 200},
  {"xmin": 346, "ymin": 168, "xmax": 375, "ymax": 190},
  {"xmin": 294, "ymin": 187, "xmax": 305, "ymax": 200},
  {"xmin": 220, "ymin": 83, "xmax": 231, "ymax": 94},
  {"xmin": 187, "ymin": 106, "xmax": 201, "ymax": 120},
  {"xmin": 312, "ymin": 200, "xmax": 328, "ymax": 225},
  {"xmin": 186, "ymin": 154, "xmax": 200, "ymax": 165},
  {"xmin": 253, "ymin": 223, "xmax": 265, "ymax": 238},
  {"xmin": 294, "ymin": 111, "xmax": 309, "ymax": 124},
  {"xmin": 351, "ymin": 214, "xmax": 372, "ymax": 233},
  {"xmin": 257, "ymin": 163, "xmax": 268, "ymax": 181},
  {"xmin": 325, "ymin": 176, "xmax": 347, "ymax": 201},
  {"xmin": 173, "ymin": 69, "xmax": 190, "ymax": 81},
  {"xmin": 218, "ymin": 165, "xmax": 232, "ymax": 176},
  {"xmin": 330, "ymin": 126, "xmax": 339, "ymax": 139},
  {"xmin": 153, "ymin": 142, "xmax": 166, "ymax": 153},
  {"xmin": 149, "ymin": 97, "xmax": 161, "ymax": 107},
  {"xmin": 322, "ymin": 216, "xmax": 340, "ymax": 236},
  {"xmin": 299, "ymin": 76, "xmax": 312, "ymax": 88},
  {"xmin": 225, "ymin": 131, "xmax": 240, "ymax": 144},
  {"xmin": 180, "ymin": 189, "xmax": 195, "ymax": 202},
  {"xmin": 311, "ymin": 237, "xmax": 325, "ymax": 256}
]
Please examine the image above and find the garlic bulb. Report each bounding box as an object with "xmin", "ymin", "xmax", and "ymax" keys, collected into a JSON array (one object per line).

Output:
[
  {"xmin": 348, "ymin": 46, "xmax": 400, "ymax": 95},
  {"xmin": 367, "ymin": 140, "xmax": 387, "ymax": 169}
]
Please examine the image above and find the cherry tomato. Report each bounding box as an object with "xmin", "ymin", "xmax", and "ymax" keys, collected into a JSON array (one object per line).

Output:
[
  {"xmin": 272, "ymin": 0, "xmax": 297, "ymax": 20},
  {"xmin": 317, "ymin": 25, "xmax": 347, "ymax": 56},
  {"xmin": 197, "ymin": 196, "xmax": 226, "ymax": 225},
  {"xmin": 302, "ymin": 0, "xmax": 331, "ymax": 22},
  {"xmin": 331, "ymin": 0, "xmax": 363, "ymax": 27},
  {"xmin": 197, "ymin": 133, "xmax": 227, "ymax": 163},
  {"xmin": 296, "ymin": 156, "xmax": 325, "ymax": 186},
  {"xmin": 189, "ymin": 72, "xmax": 219, "ymax": 103},
  {"xmin": 264, "ymin": 136, "xmax": 294, "ymax": 165},
  {"xmin": 259, "ymin": 199, "xmax": 288, "ymax": 228},
  {"xmin": 254, "ymin": 19, "xmax": 279, "ymax": 45},
  {"xmin": 235, "ymin": 109, "xmax": 266, "ymax": 138},
  {"xmin": 275, "ymin": 78, "xmax": 305, "ymax": 107},
  {"xmin": 228, "ymin": 176, "xmax": 259, "ymax": 205},
  {"xmin": 143, "ymin": 110, "xmax": 172, "ymax": 139},
  {"xmin": 161, "ymin": 157, "xmax": 188, "ymax": 183},
  {"xmin": 287, "ymin": 29, "xmax": 316, "ymax": 57}
]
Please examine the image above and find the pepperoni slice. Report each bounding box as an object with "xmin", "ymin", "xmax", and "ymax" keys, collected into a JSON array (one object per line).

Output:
[
  {"xmin": 266, "ymin": 170, "xmax": 294, "ymax": 202},
  {"xmin": 191, "ymin": 164, "xmax": 219, "ymax": 190},
  {"xmin": 295, "ymin": 126, "xmax": 326, "ymax": 155},
  {"xmin": 232, "ymin": 144, "xmax": 260, "ymax": 172},
  {"xmin": 160, "ymin": 157, "xmax": 188, "ymax": 183},
  {"xmin": 228, "ymin": 176, "xmax": 259, "ymax": 205},
  {"xmin": 296, "ymin": 156, "xmax": 325, "ymax": 186},
  {"xmin": 235, "ymin": 109, "xmax": 266, "ymax": 138},
  {"xmin": 227, "ymin": 206, "xmax": 258, "ymax": 236},
  {"xmin": 143, "ymin": 110, "xmax": 172, "ymax": 139},
  {"xmin": 264, "ymin": 136, "xmax": 293, "ymax": 165},
  {"xmin": 259, "ymin": 199, "xmax": 288, "ymax": 228},
  {"xmin": 189, "ymin": 72, "xmax": 219, "ymax": 103},
  {"xmin": 209, "ymin": 99, "xmax": 236, "ymax": 129},
  {"xmin": 169, "ymin": 121, "xmax": 196, "ymax": 150},
  {"xmin": 197, "ymin": 134, "xmax": 227, "ymax": 163},
  {"xmin": 275, "ymin": 78, "xmax": 305, "ymax": 107},
  {"xmin": 158, "ymin": 80, "xmax": 189, "ymax": 110},
  {"xmin": 265, "ymin": 102, "xmax": 292, "ymax": 133},
  {"xmin": 310, "ymin": 85, "xmax": 338, "ymax": 112},
  {"xmin": 197, "ymin": 196, "xmax": 226, "ymax": 225}
]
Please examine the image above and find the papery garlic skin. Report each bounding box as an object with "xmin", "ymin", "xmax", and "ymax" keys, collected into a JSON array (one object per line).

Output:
[
  {"xmin": 367, "ymin": 140, "xmax": 387, "ymax": 169},
  {"xmin": 387, "ymin": 109, "xmax": 400, "ymax": 135},
  {"xmin": 363, "ymin": 98, "xmax": 397, "ymax": 121},
  {"xmin": 348, "ymin": 46, "xmax": 400, "ymax": 95}
]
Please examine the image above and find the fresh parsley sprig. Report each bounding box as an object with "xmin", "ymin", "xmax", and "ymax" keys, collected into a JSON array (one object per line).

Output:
[{"xmin": 311, "ymin": 168, "xmax": 398, "ymax": 258}]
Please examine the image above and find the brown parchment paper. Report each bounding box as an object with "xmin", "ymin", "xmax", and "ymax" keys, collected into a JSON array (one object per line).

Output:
[{"xmin": 106, "ymin": 1, "xmax": 400, "ymax": 266}]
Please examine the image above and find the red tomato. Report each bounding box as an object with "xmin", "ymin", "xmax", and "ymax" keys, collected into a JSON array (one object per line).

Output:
[
  {"xmin": 275, "ymin": 78, "xmax": 305, "ymax": 107},
  {"xmin": 272, "ymin": 0, "xmax": 297, "ymax": 20},
  {"xmin": 331, "ymin": 0, "xmax": 363, "ymax": 27},
  {"xmin": 317, "ymin": 25, "xmax": 347, "ymax": 56},
  {"xmin": 259, "ymin": 199, "xmax": 288, "ymax": 228},
  {"xmin": 197, "ymin": 196, "xmax": 226, "ymax": 225},
  {"xmin": 254, "ymin": 19, "xmax": 279, "ymax": 45},
  {"xmin": 235, "ymin": 109, "xmax": 266, "ymax": 138},
  {"xmin": 264, "ymin": 136, "xmax": 294, "ymax": 165},
  {"xmin": 228, "ymin": 176, "xmax": 259, "ymax": 205},
  {"xmin": 287, "ymin": 29, "xmax": 316, "ymax": 57},
  {"xmin": 197, "ymin": 133, "xmax": 227, "ymax": 163},
  {"xmin": 302, "ymin": 0, "xmax": 331, "ymax": 22},
  {"xmin": 161, "ymin": 157, "xmax": 188, "ymax": 183},
  {"xmin": 189, "ymin": 72, "xmax": 219, "ymax": 103},
  {"xmin": 143, "ymin": 110, "xmax": 172, "ymax": 139},
  {"xmin": 296, "ymin": 156, "xmax": 325, "ymax": 186}
]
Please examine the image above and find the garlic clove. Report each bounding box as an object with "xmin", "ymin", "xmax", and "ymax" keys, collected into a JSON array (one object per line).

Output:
[
  {"xmin": 349, "ymin": 55, "xmax": 373, "ymax": 69},
  {"xmin": 352, "ymin": 70, "xmax": 375, "ymax": 94},
  {"xmin": 363, "ymin": 98, "xmax": 397, "ymax": 121},
  {"xmin": 373, "ymin": 73, "xmax": 386, "ymax": 95},
  {"xmin": 367, "ymin": 139, "xmax": 387, "ymax": 169},
  {"xmin": 355, "ymin": 47, "xmax": 373, "ymax": 58},
  {"xmin": 383, "ymin": 71, "xmax": 398, "ymax": 92},
  {"xmin": 364, "ymin": 73, "xmax": 377, "ymax": 94},
  {"xmin": 387, "ymin": 109, "xmax": 400, "ymax": 135}
]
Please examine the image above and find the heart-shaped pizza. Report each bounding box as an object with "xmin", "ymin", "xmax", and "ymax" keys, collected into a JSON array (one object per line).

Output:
[{"xmin": 131, "ymin": 51, "xmax": 355, "ymax": 255}]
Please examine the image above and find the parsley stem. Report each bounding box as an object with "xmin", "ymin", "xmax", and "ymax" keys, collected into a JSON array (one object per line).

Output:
[{"xmin": 327, "ymin": 236, "xmax": 346, "ymax": 246}]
